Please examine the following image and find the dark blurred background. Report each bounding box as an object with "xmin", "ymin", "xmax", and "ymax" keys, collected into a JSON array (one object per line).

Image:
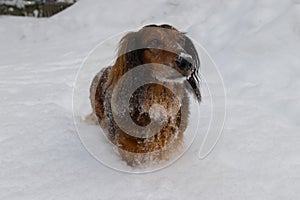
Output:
[{"xmin": 0, "ymin": 0, "xmax": 76, "ymax": 17}]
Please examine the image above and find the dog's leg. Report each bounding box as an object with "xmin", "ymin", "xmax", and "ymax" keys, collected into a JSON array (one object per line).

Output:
[
  {"xmin": 85, "ymin": 68, "xmax": 108, "ymax": 125},
  {"xmin": 84, "ymin": 112, "xmax": 98, "ymax": 125}
]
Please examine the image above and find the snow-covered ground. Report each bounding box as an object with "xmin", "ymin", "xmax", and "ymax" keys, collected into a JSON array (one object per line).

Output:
[{"xmin": 1, "ymin": 0, "xmax": 300, "ymax": 199}]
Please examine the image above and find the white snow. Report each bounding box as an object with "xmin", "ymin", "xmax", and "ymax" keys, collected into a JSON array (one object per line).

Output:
[{"xmin": 1, "ymin": 0, "xmax": 300, "ymax": 199}]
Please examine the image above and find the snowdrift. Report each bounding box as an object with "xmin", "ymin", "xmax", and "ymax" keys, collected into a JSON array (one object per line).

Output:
[{"xmin": 1, "ymin": 0, "xmax": 300, "ymax": 199}]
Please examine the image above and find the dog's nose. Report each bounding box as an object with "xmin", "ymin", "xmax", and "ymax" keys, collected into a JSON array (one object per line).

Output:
[{"xmin": 176, "ymin": 54, "xmax": 193, "ymax": 71}]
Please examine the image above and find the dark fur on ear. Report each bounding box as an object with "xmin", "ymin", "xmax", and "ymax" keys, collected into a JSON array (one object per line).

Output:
[
  {"xmin": 104, "ymin": 32, "xmax": 142, "ymax": 90},
  {"xmin": 184, "ymin": 35, "xmax": 201, "ymax": 102}
]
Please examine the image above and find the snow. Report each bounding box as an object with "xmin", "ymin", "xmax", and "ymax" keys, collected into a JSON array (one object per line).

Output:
[{"xmin": 1, "ymin": 0, "xmax": 300, "ymax": 199}]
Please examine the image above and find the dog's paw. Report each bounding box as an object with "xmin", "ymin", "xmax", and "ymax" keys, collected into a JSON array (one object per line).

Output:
[{"xmin": 84, "ymin": 113, "xmax": 98, "ymax": 125}]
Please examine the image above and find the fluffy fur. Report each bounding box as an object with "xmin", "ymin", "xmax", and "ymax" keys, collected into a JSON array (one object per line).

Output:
[{"xmin": 89, "ymin": 24, "xmax": 201, "ymax": 166}]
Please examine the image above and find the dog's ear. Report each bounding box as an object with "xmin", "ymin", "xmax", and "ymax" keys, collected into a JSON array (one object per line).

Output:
[
  {"xmin": 118, "ymin": 32, "xmax": 143, "ymax": 70},
  {"xmin": 105, "ymin": 32, "xmax": 141, "ymax": 89},
  {"xmin": 184, "ymin": 35, "xmax": 200, "ymax": 72},
  {"xmin": 186, "ymin": 73, "xmax": 201, "ymax": 102},
  {"xmin": 184, "ymin": 35, "xmax": 201, "ymax": 102}
]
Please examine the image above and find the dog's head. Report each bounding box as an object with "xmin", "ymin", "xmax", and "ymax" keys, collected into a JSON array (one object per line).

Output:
[{"xmin": 107, "ymin": 24, "xmax": 201, "ymax": 102}]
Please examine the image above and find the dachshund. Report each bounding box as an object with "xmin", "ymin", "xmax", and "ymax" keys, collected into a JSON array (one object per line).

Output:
[{"xmin": 89, "ymin": 24, "xmax": 201, "ymax": 166}]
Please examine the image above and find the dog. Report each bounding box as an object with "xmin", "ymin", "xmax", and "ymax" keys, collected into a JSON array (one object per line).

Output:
[{"xmin": 89, "ymin": 24, "xmax": 201, "ymax": 166}]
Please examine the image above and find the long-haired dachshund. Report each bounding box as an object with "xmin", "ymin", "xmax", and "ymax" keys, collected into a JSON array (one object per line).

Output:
[{"xmin": 89, "ymin": 24, "xmax": 201, "ymax": 166}]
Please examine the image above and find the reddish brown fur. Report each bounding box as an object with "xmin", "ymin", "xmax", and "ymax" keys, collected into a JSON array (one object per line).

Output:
[{"xmin": 89, "ymin": 24, "xmax": 200, "ymax": 166}]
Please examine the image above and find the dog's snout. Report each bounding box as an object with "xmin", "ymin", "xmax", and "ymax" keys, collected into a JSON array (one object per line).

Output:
[{"xmin": 176, "ymin": 54, "xmax": 193, "ymax": 71}]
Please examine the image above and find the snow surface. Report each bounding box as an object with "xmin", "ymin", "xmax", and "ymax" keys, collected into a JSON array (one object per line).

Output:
[{"xmin": 1, "ymin": 0, "xmax": 300, "ymax": 199}]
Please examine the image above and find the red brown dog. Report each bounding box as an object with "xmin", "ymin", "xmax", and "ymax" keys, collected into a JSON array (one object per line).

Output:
[{"xmin": 89, "ymin": 24, "xmax": 201, "ymax": 166}]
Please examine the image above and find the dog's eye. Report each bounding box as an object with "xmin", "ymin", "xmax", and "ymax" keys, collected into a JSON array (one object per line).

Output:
[{"xmin": 148, "ymin": 39, "xmax": 161, "ymax": 47}]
